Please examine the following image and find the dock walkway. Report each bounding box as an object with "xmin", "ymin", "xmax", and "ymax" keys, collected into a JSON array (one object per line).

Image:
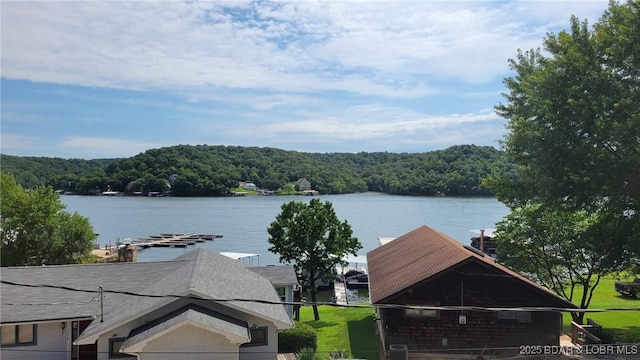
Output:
[{"xmin": 334, "ymin": 279, "xmax": 348, "ymax": 305}]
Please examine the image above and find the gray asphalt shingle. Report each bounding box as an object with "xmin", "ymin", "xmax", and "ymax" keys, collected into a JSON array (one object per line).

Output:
[{"xmin": 2, "ymin": 249, "xmax": 293, "ymax": 337}]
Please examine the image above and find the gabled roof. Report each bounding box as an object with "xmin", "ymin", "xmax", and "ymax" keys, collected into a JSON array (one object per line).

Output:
[
  {"xmin": 122, "ymin": 304, "xmax": 250, "ymax": 352},
  {"xmin": 2, "ymin": 249, "xmax": 293, "ymax": 337},
  {"xmin": 367, "ymin": 225, "xmax": 577, "ymax": 308},
  {"xmin": 76, "ymin": 249, "xmax": 292, "ymax": 344}
]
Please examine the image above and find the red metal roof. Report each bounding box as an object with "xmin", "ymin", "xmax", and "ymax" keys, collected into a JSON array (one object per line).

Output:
[{"xmin": 366, "ymin": 225, "xmax": 575, "ymax": 308}]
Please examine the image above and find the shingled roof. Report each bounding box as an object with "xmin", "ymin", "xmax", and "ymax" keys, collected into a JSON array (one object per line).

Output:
[
  {"xmin": 249, "ymin": 265, "xmax": 298, "ymax": 286},
  {"xmin": 367, "ymin": 225, "xmax": 576, "ymax": 307},
  {"xmin": 2, "ymin": 248, "xmax": 293, "ymax": 342},
  {"xmin": 1, "ymin": 260, "xmax": 186, "ymax": 324}
]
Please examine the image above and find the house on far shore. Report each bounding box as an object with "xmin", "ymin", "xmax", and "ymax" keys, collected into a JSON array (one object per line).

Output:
[
  {"xmin": 1, "ymin": 249, "xmax": 294, "ymax": 360},
  {"xmin": 240, "ymin": 181, "xmax": 257, "ymax": 191},
  {"xmin": 294, "ymin": 178, "xmax": 312, "ymax": 191},
  {"xmin": 367, "ymin": 225, "xmax": 577, "ymax": 358}
]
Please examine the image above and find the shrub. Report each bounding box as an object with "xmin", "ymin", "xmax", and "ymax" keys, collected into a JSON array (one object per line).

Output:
[
  {"xmin": 329, "ymin": 349, "xmax": 351, "ymax": 359},
  {"xmin": 296, "ymin": 347, "xmax": 322, "ymax": 360},
  {"xmin": 598, "ymin": 327, "xmax": 615, "ymax": 344},
  {"xmin": 279, "ymin": 322, "xmax": 317, "ymax": 353}
]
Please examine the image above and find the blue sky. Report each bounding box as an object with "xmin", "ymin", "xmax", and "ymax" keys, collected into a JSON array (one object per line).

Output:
[{"xmin": 1, "ymin": 1, "xmax": 609, "ymax": 159}]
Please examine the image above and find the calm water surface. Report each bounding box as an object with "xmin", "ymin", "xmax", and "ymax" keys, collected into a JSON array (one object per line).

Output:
[{"xmin": 61, "ymin": 193, "xmax": 508, "ymax": 265}]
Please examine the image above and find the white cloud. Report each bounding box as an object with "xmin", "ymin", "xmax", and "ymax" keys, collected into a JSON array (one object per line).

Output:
[
  {"xmin": 262, "ymin": 111, "xmax": 499, "ymax": 141},
  {"xmin": 60, "ymin": 137, "xmax": 159, "ymax": 159},
  {"xmin": 0, "ymin": 0, "xmax": 611, "ymax": 158},
  {"xmin": 1, "ymin": 1, "xmax": 609, "ymax": 99}
]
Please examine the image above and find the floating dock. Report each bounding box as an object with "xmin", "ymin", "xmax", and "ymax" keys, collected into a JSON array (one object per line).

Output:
[{"xmin": 133, "ymin": 233, "xmax": 222, "ymax": 249}]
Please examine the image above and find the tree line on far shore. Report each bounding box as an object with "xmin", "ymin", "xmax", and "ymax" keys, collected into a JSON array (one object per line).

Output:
[{"xmin": 0, "ymin": 144, "xmax": 514, "ymax": 197}]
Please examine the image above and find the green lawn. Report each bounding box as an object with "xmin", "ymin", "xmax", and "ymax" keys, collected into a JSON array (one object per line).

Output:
[
  {"xmin": 562, "ymin": 276, "xmax": 640, "ymax": 343},
  {"xmin": 299, "ymin": 305, "xmax": 379, "ymax": 360},
  {"xmin": 293, "ymin": 277, "xmax": 639, "ymax": 360}
]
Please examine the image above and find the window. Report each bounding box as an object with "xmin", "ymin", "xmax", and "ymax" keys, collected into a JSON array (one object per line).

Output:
[
  {"xmin": 109, "ymin": 338, "xmax": 134, "ymax": 358},
  {"xmin": 276, "ymin": 287, "xmax": 286, "ymax": 302},
  {"xmin": 1, "ymin": 324, "xmax": 36, "ymax": 346},
  {"xmin": 405, "ymin": 304, "xmax": 439, "ymax": 318},
  {"xmin": 496, "ymin": 311, "xmax": 531, "ymax": 323},
  {"xmin": 241, "ymin": 326, "xmax": 268, "ymax": 347}
]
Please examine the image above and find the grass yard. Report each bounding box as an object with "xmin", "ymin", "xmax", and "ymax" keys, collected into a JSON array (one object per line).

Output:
[
  {"xmin": 562, "ymin": 276, "xmax": 640, "ymax": 343},
  {"xmin": 299, "ymin": 305, "xmax": 380, "ymax": 360},
  {"xmin": 292, "ymin": 277, "xmax": 638, "ymax": 360}
]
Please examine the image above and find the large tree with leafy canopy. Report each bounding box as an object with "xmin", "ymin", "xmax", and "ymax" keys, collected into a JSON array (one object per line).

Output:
[
  {"xmin": 267, "ymin": 198, "xmax": 361, "ymax": 320},
  {"xmin": 1, "ymin": 173, "xmax": 97, "ymax": 266},
  {"xmin": 485, "ymin": 0, "xmax": 640, "ymax": 323}
]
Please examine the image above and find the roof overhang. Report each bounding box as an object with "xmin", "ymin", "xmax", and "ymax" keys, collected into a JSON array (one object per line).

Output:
[
  {"xmin": 121, "ymin": 307, "xmax": 250, "ymax": 354},
  {"xmin": 1, "ymin": 316, "xmax": 95, "ymax": 325},
  {"xmin": 373, "ymin": 257, "xmax": 577, "ymax": 310},
  {"xmin": 74, "ymin": 296, "xmax": 176, "ymax": 345},
  {"xmin": 188, "ymin": 289, "xmax": 294, "ymax": 330}
]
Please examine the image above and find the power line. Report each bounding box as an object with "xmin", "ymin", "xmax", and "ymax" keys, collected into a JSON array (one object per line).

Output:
[{"xmin": 3, "ymin": 279, "xmax": 640, "ymax": 313}]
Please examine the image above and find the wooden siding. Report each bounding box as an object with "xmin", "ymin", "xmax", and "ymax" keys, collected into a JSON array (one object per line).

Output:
[{"xmin": 379, "ymin": 261, "xmax": 563, "ymax": 350}]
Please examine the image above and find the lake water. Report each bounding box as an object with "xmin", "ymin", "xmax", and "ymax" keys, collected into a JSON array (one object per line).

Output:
[{"xmin": 60, "ymin": 193, "xmax": 509, "ymax": 265}]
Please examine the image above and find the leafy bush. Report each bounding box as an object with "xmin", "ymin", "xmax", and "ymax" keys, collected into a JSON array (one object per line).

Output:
[
  {"xmin": 296, "ymin": 348, "xmax": 322, "ymax": 360},
  {"xmin": 598, "ymin": 327, "xmax": 615, "ymax": 344},
  {"xmin": 599, "ymin": 327, "xmax": 640, "ymax": 344},
  {"xmin": 329, "ymin": 349, "xmax": 351, "ymax": 359},
  {"xmin": 279, "ymin": 322, "xmax": 317, "ymax": 353}
]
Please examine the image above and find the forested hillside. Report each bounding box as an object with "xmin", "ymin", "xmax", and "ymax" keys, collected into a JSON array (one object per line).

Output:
[
  {"xmin": 0, "ymin": 156, "xmax": 116, "ymax": 190},
  {"xmin": 1, "ymin": 144, "xmax": 515, "ymax": 196}
]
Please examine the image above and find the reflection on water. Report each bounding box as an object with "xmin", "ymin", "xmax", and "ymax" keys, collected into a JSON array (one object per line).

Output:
[
  {"xmin": 346, "ymin": 288, "xmax": 370, "ymax": 304},
  {"xmin": 311, "ymin": 287, "xmax": 370, "ymax": 304}
]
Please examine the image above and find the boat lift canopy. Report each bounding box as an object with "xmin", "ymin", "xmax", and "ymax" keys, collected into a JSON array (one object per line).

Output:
[
  {"xmin": 338, "ymin": 254, "xmax": 368, "ymax": 275},
  {"xmin": 342, "ymin": 254, "xmax": 368, "ymax": 265},
  {"xmin": 220, "ymin": 252, "xmax": 260, "ymax": 266}
]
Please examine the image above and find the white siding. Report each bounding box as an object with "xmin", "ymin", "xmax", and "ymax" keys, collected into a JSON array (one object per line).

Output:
[
  {"xmin": 92, "ymin": 301, "xmax": 283, "ymax": 360},
  {"xmin": 239, "ymin": 326, "xmax": 279, "ymax": 360},
  {"xmin": 1, "ymin": 322, "xmax": 70, "ymax": 360},
  {"xmin": 137, "ymin": 324, "xmax": 239, "ymax": 360},
  {"xmin": 239, "ymin": 316, "xmax": 279, "ymax": 360},
  {"xmin": 96, "ymin": 325, "xmax": 130, "ymax": 360}
]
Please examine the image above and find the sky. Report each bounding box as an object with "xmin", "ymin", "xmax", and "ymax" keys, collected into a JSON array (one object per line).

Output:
[{"xmin": 1, "ymin": 1, "xmax": 611, "ymax": 160}]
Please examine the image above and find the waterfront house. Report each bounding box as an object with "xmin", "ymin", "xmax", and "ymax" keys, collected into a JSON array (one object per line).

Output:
[
  {"xmin": 294, "ymin": 178, "xmax": 312, "ymax": 191},
  {"xmin": 240, "ymin": 182, "xmax": 257, "ymax": 191},
  {"xmin": 1, "ymin": 249, "xmax": 294, "ymax": 360},
  {"xmin": 367, "ymin": 225, "xmax": 577, "ymax": 356}
]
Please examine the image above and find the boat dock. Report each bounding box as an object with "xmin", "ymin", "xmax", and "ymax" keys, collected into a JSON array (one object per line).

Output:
[
  {"xmin": 134, "ymin": 233, "xmax": 222, "ymax": 249},
  {"xmin": 334, "ymin": 279, "xmax": 348, "ymax": 305}
]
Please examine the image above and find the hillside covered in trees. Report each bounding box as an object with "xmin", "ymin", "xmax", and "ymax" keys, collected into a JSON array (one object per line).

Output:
[{"xmin": 1, "ymin": 144, "xmax": 515, "ymax": 197}]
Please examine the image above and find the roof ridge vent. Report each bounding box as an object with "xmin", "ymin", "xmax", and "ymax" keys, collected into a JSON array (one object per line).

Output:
[{"xmin": 463, "ymin": 244, "xmax": 485, "ymax": 257}]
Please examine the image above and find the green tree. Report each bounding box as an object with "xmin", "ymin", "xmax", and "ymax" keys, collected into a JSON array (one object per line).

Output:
[
  {"xmin": 486, "ymin": 1, "xmax": 640, "ymax": 323},
  {"xmin": 1, "ymin": 173, "xmax": 97, "ymax": 266},
  {"xmin": 495, "ymin": 205, "xmax": 628, "ymax": 323},
  {"xmin": 267, "ymin": 199, "xmax": 361, "ymax": 320}
]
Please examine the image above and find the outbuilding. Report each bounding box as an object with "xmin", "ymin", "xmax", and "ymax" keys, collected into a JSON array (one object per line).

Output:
[{"xmin": 367, "ymin": 225, "xmax": 577, "ymax": 356}]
